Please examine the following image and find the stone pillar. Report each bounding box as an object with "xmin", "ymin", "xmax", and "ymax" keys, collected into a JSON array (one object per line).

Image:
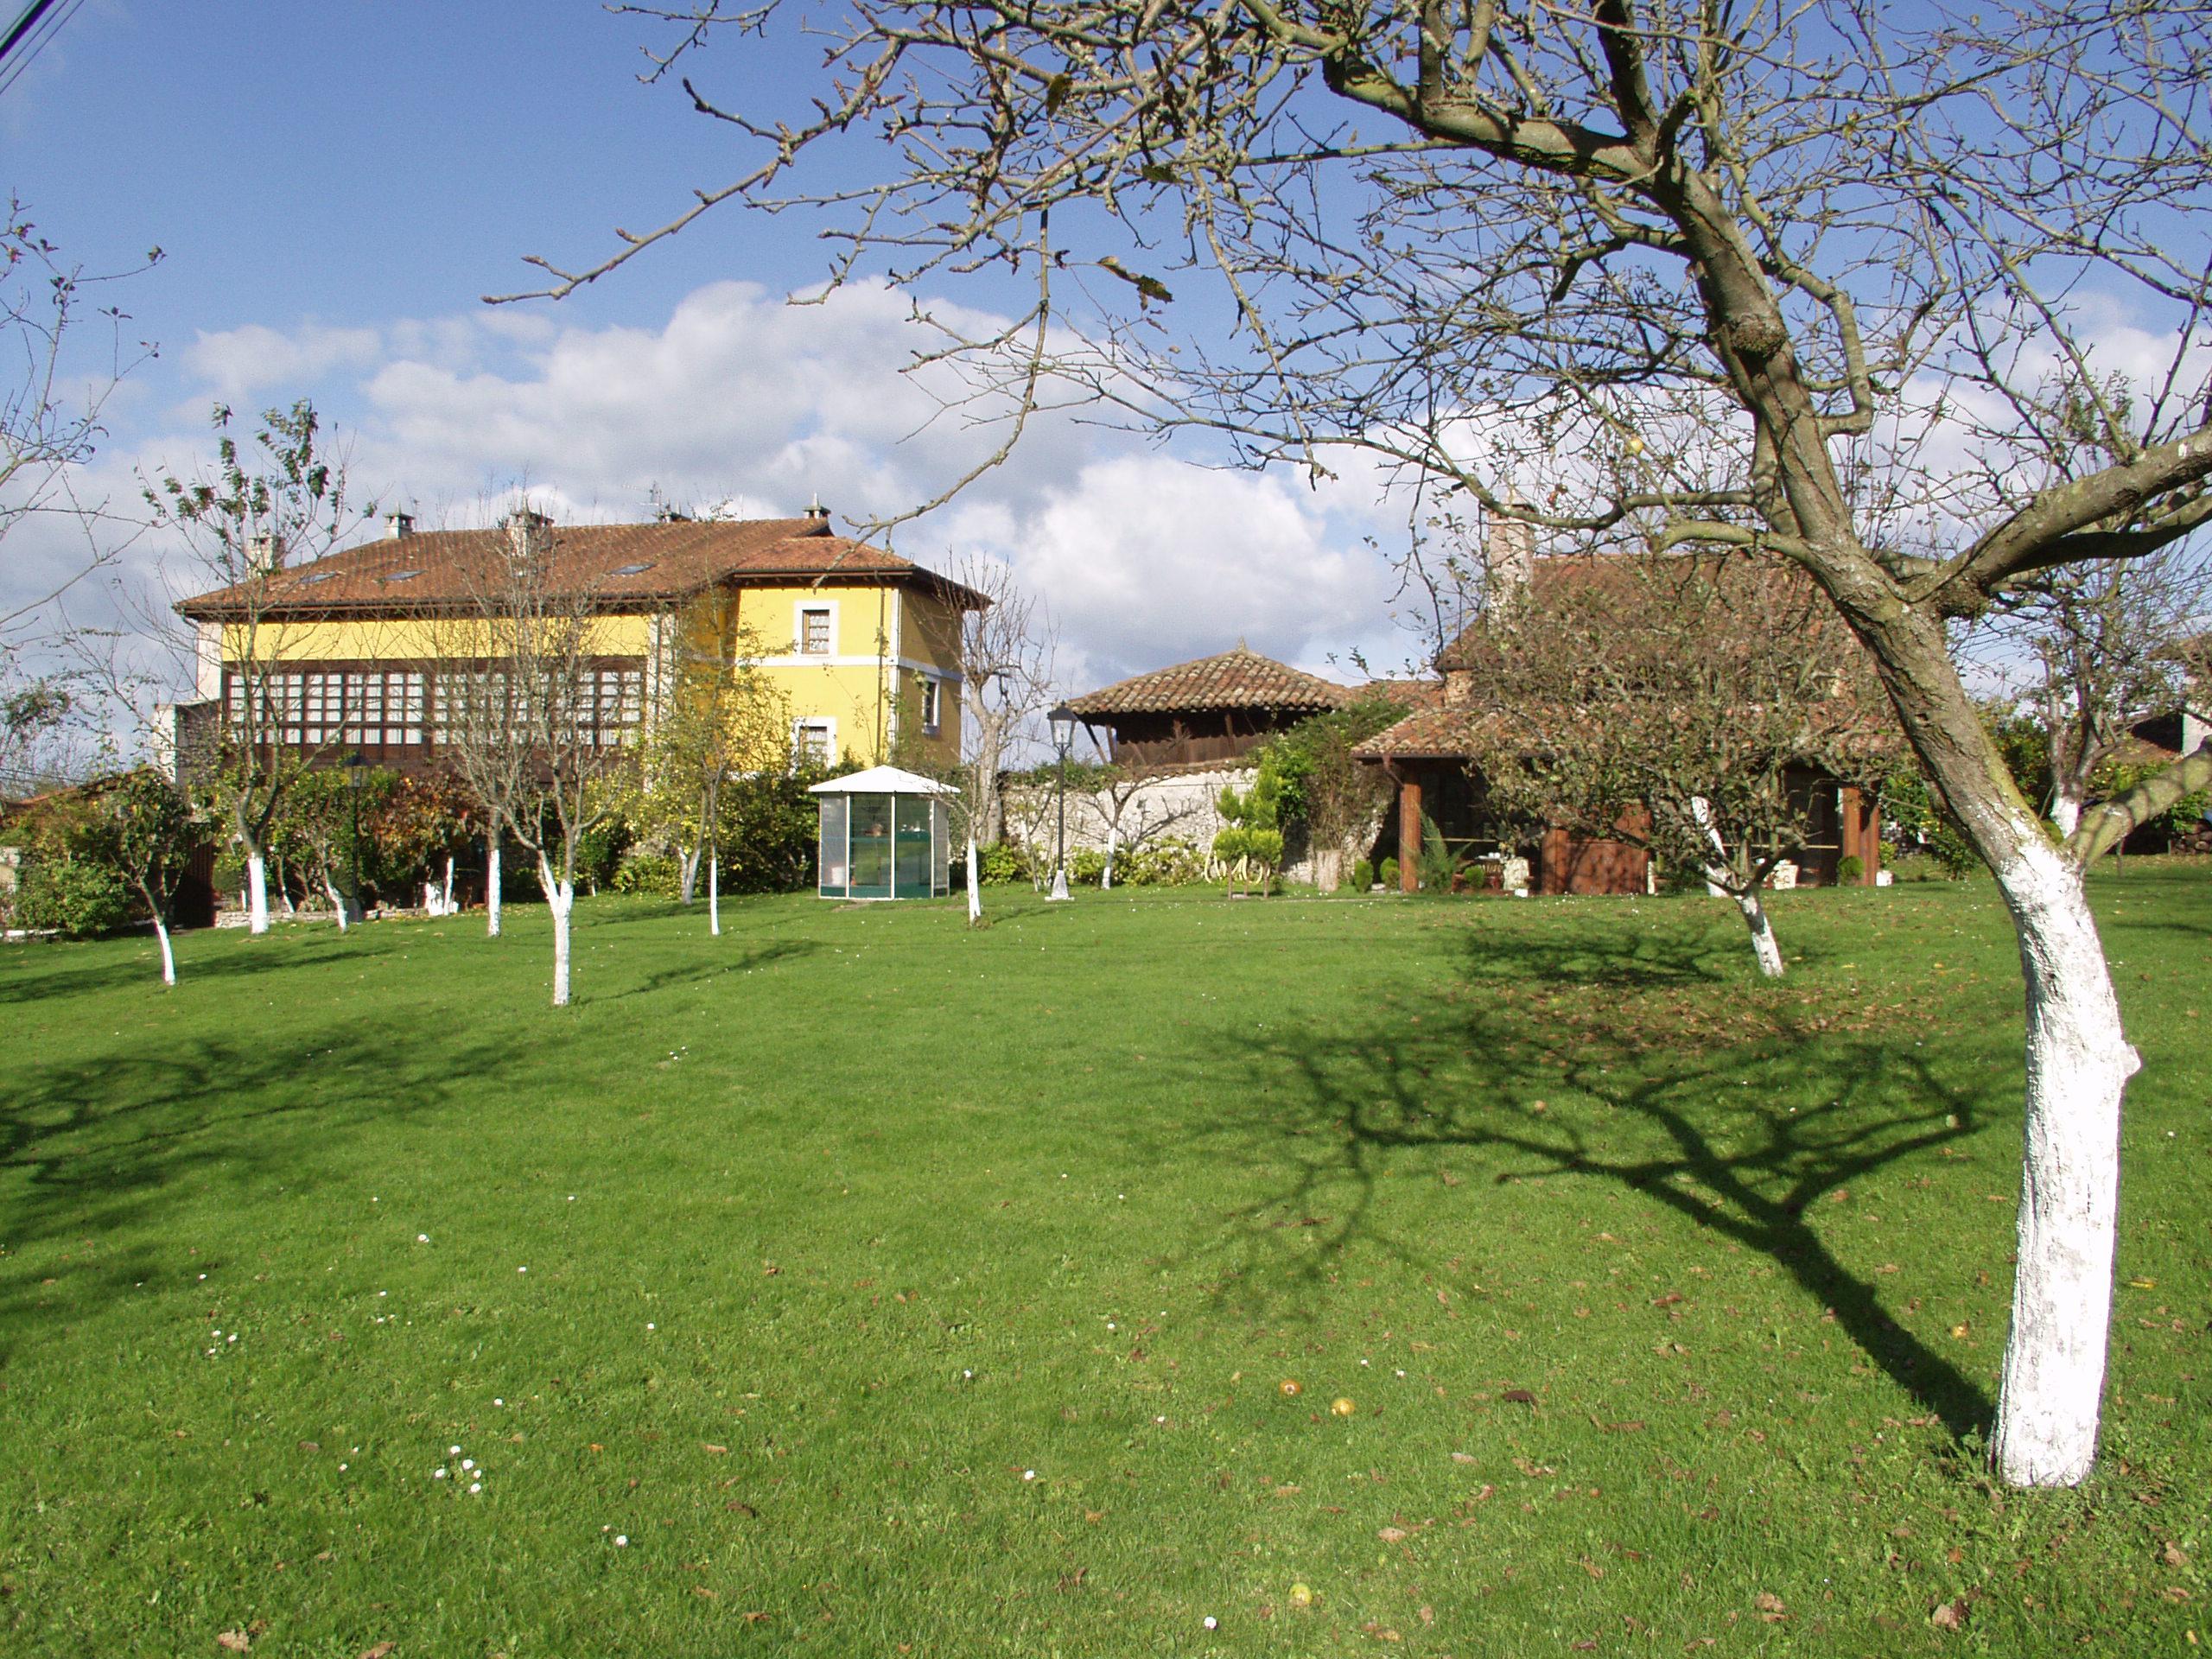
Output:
[{"xmin": 1398, "ymin": 773, "xmax": 1422, "ymax": 893}]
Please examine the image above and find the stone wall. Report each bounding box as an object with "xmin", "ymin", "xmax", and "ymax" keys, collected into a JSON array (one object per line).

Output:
[{"xmin": 1001, "ymin": 766, "xmax": 1382, "ymax": 887}]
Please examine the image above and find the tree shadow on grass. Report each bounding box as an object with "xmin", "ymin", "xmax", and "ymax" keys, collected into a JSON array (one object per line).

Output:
[
  {"xmin": 0, "ymin": 925, "xmax": 373, "ymax": 1005},
  {"xmin": 0, "ymin": 1022, "xmax": 519, "ymax": 1363},
  {"xmin": 604, "ymin": 938, "xmax": 823, "ymax": 1001},
  {"xmin": 1152, "ymin": 941, "xmax": 2001, "ymax": 1444},
  {"xmin": 1449, "ymin": 904, "xmax": 1747, "ymax": 988}
]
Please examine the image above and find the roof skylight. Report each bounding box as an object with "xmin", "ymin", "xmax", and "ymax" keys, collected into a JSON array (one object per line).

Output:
[
  {"xmin": 380, "ymin": 569, "xmax": 423, "ymax": 583},
  {"xmin": 612, "ymin": 562, "xmax": 654, "ymax": 575}
]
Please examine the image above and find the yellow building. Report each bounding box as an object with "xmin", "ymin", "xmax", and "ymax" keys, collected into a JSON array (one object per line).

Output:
[{"xmin": 173, "ymin": 507, "xmax": 984, "ymax": 772}]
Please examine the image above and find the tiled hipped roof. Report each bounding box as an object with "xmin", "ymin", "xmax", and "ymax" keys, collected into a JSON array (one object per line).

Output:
[
  {"xmin": 1067, "ymin": 646, "xmax": 1351, "ymax": 718},
  {"xmin": 175, "ymin": 518, "xmax": 986, "ymax": 620}
]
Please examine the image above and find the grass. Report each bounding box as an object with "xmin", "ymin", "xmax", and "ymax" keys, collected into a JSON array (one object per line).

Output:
[{"xmin": 0, "ymin": 867, "xmax": 2207, "ymax": 1656}]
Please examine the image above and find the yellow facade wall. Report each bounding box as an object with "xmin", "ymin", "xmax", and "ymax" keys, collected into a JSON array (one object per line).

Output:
[
  {"xmin": 226, "ymin": 613, "xmax": 655, "ymax": 664},
  {"xmin": 214, "ymin": 578, "xmax": 969, "ymax": 770}
]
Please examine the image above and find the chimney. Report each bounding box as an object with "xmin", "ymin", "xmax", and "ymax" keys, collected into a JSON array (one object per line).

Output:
[
  {"xmin": 246, "ymin": 531, "xmax": 283, "ymax": 574},
  {"xmin": 804, "ymin": 495, "xmax": 830, "ymax": 526},
  {"xmin": 386, "ymin": 511, "xmax": 415, "ymax": 539},
  {"xmin": 503, "ymin": 505, "xmax": 553, "ymax": 566},
  {"xmin": 1484, "ymin": 499, "xmax": 1535, "ymax": 615}
]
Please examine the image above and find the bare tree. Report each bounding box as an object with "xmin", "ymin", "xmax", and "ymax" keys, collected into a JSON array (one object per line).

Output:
[
  {"xmin": 628, "ymin": 618, "xmax": 790, "ymax": 933},
  {"xmin": 467, "ymin": 506, "xmax": 636, "ymax": 1006},
  {"xmin": 2, "ymin": 201, "xmax": 160, "ymax": 795},
  {"xmin": 530, "ymin": 0, "xmax": 2212, "ymax": 1485},
  {"xmin": 424, "ymin": 598, "xmax": 531, "ymax": 939},
  {"xmin": 1455, "ymin": 553, "xmax": 1891, "ymax": 976},
  {"xmin": 944, "ymin": 553, "xmax": 1055, "ymax": 924},
  {"xmin": 1088, "ymin": 756, "xmax": 1205, "ymax": 888},
  {"xmin": 1984, "ymin": 550, "xmax": 2212, "ymax": 836},
  {"xmin": 152, "ymin": 402, "xmax": 374, "ymax": 935}
]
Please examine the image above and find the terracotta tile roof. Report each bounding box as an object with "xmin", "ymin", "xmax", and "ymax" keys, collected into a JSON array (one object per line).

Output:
[
  {"xmin": 1067, "ymin": 645, "xmax": 1351, "ymax": 719},
  {"xmin": 1364, "ymin": 678, "xmax": 1446, "ymax": 710},
  {"xmin": 175, "ymin": 518, "xmax": 988, "ymax": 620},
  {"xmin": 1353, "ymin": 705, "xmax": 1485, "ymax": 761},
  {"xmin": 1355, "ymin": 690, "xmax": 1900, "ymax": 766}
]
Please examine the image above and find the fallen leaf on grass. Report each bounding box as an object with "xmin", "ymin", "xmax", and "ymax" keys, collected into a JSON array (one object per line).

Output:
[
  {"xmin": 1929, "ymin": 1598, "xmax": 1969, "ymax": 1630},
  {"xmin": 216, "ymin": 1635, "xmax": 251, "ymax": 1655},
  {"xmin": 692, "ymin": 1586, "xmax": 720, "ymax": 1600},
  {"xmin": 2165, "ymin": 1542, "xmax": 2193, "ymax": 1569},
  {"xmin": 1755, "ymin": 1592, "xmax": 1788, "ymax": 1622},
  {"xmin": 1379, "ymin": 1527, "xmax": 1408, "ymax": 1542},
  {"xmin": 1451, "ymin": 1451, "xmax": 1478, "ymax": 1464},
  {"xmin": 357, "ymin": 1645, "xmax": 394, "ymax": 1659},
  {"xmin": 702, "ymin": 1443, "xmax": 728, "ymax": 1455},
  {"xmin": 1500, "ymin": 1388, "xmax": 1537, "ymax": 1405},
  {"xmin": 741, "ymin": 1611, "xmax": 770, "ymax": 1624}
]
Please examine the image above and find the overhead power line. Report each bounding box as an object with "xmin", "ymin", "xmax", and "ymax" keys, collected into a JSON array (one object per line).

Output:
[{"xmin": 0, "ymin": 0, "xmax": 84, "ymax": 101}]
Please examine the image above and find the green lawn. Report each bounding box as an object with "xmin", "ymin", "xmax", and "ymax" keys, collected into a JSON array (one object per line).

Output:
[{"xmin": 1, "ymin": 870, "xmax": 2206, "ymax": 1656}]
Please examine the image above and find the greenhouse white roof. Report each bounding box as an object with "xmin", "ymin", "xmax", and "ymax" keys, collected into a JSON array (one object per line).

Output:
[{"xmin": 807, "ymin": 766, "xmax": 959, "ymax": 797}]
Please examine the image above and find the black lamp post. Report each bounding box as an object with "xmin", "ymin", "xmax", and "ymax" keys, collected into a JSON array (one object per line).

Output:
[
  {"xmin": 343, "ymin": 750, "xmax": 368, "ymax": 924},
  {"xmin": 1046, "ymin": 702, "xmax": 1076, "ymax": 901}
]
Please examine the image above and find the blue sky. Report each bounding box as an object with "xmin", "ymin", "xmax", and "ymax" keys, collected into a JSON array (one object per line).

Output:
[{"xmin": 5, "ymin": 1, "xmax": 1417, "ymax": 698}]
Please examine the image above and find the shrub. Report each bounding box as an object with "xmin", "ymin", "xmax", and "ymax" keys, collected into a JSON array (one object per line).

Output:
[
  {"xmin": 1836, "ymin": 854, "xmax": 1864, "ymax": 886},
  {"xmin": 1379, "ymin": 855, "xmax": 1400, "ymax": 889},
  {"xmin": 979, "ymin": 842, "xmax": 1027, "ymax": 884},
  {"xmin": 612, "ymin": 849, "xmax": 682, "ymax": 898},
  {"xmin": 211, "ymin": 849, "xmax": 246, "ymax": 898},
  {"xmin": 1070, "ymin": 847, "xmax": 1107, "ymax": 884},
  {"xmin": 14, "ymin": 858, "xmax": 130, "ymax": 937},
  {"xmin": 1350, "ymin": 857, "xmax": 1376, "ymax": 891},
  {"xmin": 1120, "ymin": 836, "xmax": 1206, "ymax": 885}
]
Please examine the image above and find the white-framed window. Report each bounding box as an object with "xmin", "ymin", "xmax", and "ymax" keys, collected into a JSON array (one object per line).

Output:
[
  {"xmin": 792, "ymin": 717, "xmax": 836, "ymax": 768},
  {"xmin": 799, "ymin": 606, "xmax": 833, "ymax": 655},
  {"xmin": 226, "ymin": 666, "xmax": 427, "ymax": 748},
  {"xmin": 919, "ymin": 675, "xmax": 942, "ymax": 735}
]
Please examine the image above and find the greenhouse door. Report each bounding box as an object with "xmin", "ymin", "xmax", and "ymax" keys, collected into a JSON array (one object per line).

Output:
[
  {"xmin": 849, "ymin": 797, "xmax": 894, "ymax": 899},
  {"xmin": 893, "ymin": 796, "xmax": 934, "ymax": 898}
]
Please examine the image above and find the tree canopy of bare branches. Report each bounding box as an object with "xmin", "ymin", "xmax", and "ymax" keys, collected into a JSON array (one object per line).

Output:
[
  {"xmin": 528, "ymin": 0, "xmax": 2212, "ymax": 1486},
  {"xmin": 150, "ymin": 402, "xmax": 374, "ymax": 934},
  {"xmin": 1454, "ymin": 552, "xmax": 1892, "ymax": 974}
]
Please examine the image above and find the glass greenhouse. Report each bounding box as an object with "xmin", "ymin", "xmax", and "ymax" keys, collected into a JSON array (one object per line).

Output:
[{"xmin": 810, "ymin": 766, "xmax": 957, "ymax": 899}]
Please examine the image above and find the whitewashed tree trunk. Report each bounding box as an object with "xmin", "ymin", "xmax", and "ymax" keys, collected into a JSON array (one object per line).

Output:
[
  {"xmin": 442, "ymin": 855, "xmax": 456, "ymax": 916},
  {"xmin": 154, "ymin": 915, "xmax": 175, "ymax": 986},
  {"xmin": 2050, "ymin": 791, "xmax": 2083, "ymax": 838},
  {"xmin": 1103, "ymin": 823, "xmax": 1118, "ymax": 890},
  {"xmin": 245, "ymin": 849, "xmax": 270, "ymax": 935},
  {"xmin": 966, "ymin": 836, "xmax": 982, "ymax": 925},
  {"xmin": 1720, "ymin": 879, "xmax": 1785, "ymax": 977},
  {"xmin": 486, "ymin": 836, "xmax": 503, "ymax": 938},
  {"xmin": 709, "ymin": 854, "xmax": 721, "ymax": 937},
  {"xmin": 680, "ymin": 844, "xmax": 702, "ymax": 906},
  {"xmin": 539, "ymin": 852, "xmax": 575, "ymax": 1007},
  {"xmin": 1988, "ymin": 828, "xmax": 2140, "ymax": 1487},
  {"xmin": 323, "ymin": 870, "xmax": 350, "ymax": 931},
  {"xmin": 1688, "ymin": 797, "xmax": 1783, "ymax": 977}
]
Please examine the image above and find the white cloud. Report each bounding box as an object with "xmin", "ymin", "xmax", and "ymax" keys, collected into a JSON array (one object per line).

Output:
[
  {"xmin": 15, "ymin": 278, "xmax": 1415, "ymax": 718},
  {"xmin": 183, "ymin": 321, "xmax": 385, "ymax": 404}
]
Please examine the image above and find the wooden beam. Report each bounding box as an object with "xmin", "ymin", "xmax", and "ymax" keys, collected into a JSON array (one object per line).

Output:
[{"xmin": 1398, "ymin": 773, "xmax": 1422, "ymax": 892}]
